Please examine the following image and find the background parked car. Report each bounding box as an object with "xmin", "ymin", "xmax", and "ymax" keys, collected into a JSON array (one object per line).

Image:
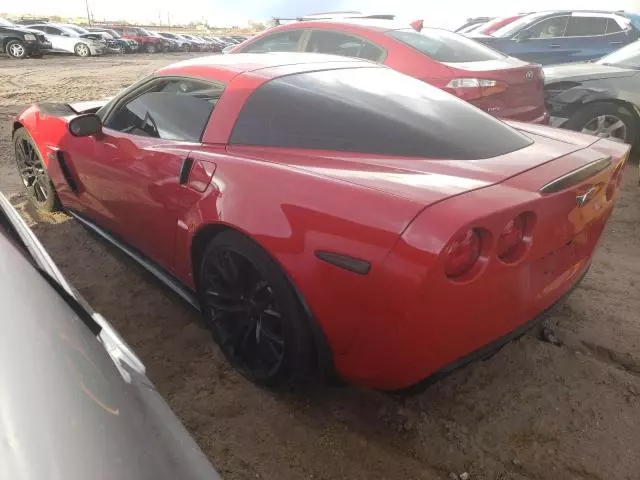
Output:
[
  {"xmin": 157, "ymin": 32, "xmax": 192, "ymax": 52},
  {"xmin": 231, "ymin": 19, "xmax": 547, "ymax": 123},
  {"xmin": 471, "ymin": 10, "xmax": 640, "ymax": 65},
  {"xmin": 180, "ymin": 33, "xmax": 210, "ymax": 51},
  {"xmin": 544, "ymin": 39, "xmax": 640, "ymax": 147},
  {"xmin": 0, "ymin": 193, "xmax": 222, "ymax": 480},
  {"xmin": 149, "ymin": 31, "xmax": 181, "ymax": 51},
  {"xmin": 0, "ymin": 16, "xmax": 51, "ymax": 59},
  {"xmin": 26, "ymin": 24, "xmax": 103, "ymax": 57},
  {"xmin": 472, "ymin": 14, "xmax": 526, "ymax": 36},
  {"xmin": 455, "ymin": 17, "xmax": 494, "ymax": 33},
  {"xmin": 87, "ymin": 27, "xmax": 139, "ymax": 52},
  {"xmin": 108, "ymin": 26, "xmax": 166, "ymax": 53}
]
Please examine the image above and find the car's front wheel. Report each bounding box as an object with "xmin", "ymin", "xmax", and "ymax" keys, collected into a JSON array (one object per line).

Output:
[
  {"xmin": 6, "ymin": 40, "xmax": 27, "ymax": 59},
  {"xmin": 198, "ymin": 230, "xmax": 316, "ymax": 387},
  {"xmin": 74, "ymin": 43, "xmax": 91, "ymax": 57},
  {"xmin": 145, "ymin": 43, "xmax": 156, "ymax": 54},
  {"xmin": 566, "ymin": 101, "xmax": 638, "ymax": 146},
  {"xmin": 182, "ymin": 44, "xmax": 190, "ymax": 53},
  {"xmin": 13, "ymin": 128, "xmax": 60, "ymax": 213}
]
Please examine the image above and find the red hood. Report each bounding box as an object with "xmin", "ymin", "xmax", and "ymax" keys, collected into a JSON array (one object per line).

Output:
[{"xmin": 230, "ymin": 126, "xmax": 601, "ymax": 208}]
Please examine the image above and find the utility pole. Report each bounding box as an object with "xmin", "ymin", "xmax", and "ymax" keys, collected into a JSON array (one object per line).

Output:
[
  {"xmin": 85, "ymin": 0, "xmax": 91, "ymax": 25},
  {"xmin": 159, "ymin": 10, "xmax": 162, "ymax": 26}
]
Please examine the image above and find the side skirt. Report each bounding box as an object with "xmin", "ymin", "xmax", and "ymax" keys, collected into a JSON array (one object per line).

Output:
[{"xmin": 67, "ymin": 211, "xmax": 201, "ymax": 311}]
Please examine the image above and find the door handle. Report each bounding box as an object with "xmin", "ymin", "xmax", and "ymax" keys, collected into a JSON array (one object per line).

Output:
[
  {"xmin": 550, "ymin": 44, "xmax": 560, "ymax": 48},
  {"xmin": 610, "ymin": 41, "xmax": 622, "ymax": 45},
  {"xmin": 178, "ymin": 157, "xmax": 194, "ymax": 185}
]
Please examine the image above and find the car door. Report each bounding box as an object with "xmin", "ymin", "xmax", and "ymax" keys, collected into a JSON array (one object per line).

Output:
[
  {"xmin": 508, "ymin": 15, "xmax": 571, "ymax": 64},
  {"xmin": 28, "ymin": 26, "xmax": 62, "ymax": 52},
  {"xmin": 47, "ymin": 26, "xmax": 78, "ymax": 53},
  {"xmin": 65, "ymin": 77, "xmax": 223, "ymax": 268},
  {"xmin": 303, "ymin": 29, "xmax": 386, "ymax": 62},
  {"xmin": 563, "ymin": 14, "xmax": 629, "ymax": 62}
]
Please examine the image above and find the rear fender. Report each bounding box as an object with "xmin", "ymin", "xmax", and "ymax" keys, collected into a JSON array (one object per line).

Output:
[{"xmin": 170, "ymin": 148, "xmax": 423, "ymax": 354}]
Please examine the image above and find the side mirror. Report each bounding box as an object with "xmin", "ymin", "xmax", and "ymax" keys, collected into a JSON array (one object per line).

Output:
[
  {"xmin": 69, "ymin": 113, "xmax": 102, "ymax": 137},
  {"xmin": 515, "ymin": 30, "xmax": 532, "ymax": 42}
]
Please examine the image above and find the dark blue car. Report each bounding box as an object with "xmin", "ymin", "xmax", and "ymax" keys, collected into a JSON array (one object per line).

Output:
[{"xmin": 471, "ymin": 11, "xmax": 640, "ymax": 65}]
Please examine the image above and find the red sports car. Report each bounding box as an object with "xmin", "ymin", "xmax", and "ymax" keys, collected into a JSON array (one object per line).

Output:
[
  {"xmin": 230, "ymin": 19, "xmax": 548, "ymax": 124},
  {"xmin": 12, "ymin": 53, "xmax": 628, "ymax": 391}
]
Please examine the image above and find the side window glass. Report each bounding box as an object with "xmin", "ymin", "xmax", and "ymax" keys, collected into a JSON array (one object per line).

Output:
[
  {"xmin": 306, "ymin": 30, "xmax": 383, "ymax": 61},
  {"xmin": 606, "ymin": 19, "xmax": 623, "ymax": 34},
  {"xmin": 47, "ymin": 27, "xmax": 61, "ymax": 35},
  {"xmin": 242, "ymin": 30, "xmax": 303, "ymax": 53},
  {"xmin": 528, "ymin": 16, "xmax": 569, "ymax": 39},
  {"xmin": 106, "ymin": 79, "xmax": 224, "ymax": 142},
  {"xmin": 565, "ymin": 17, "xmax": 608, "ymax": 37}
]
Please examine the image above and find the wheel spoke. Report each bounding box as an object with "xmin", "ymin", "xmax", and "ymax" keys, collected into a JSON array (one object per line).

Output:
[
  {"xmin": 259, "ymin": 324, "xmax": 284, "ymax": 348},
  {"xmin": 204, "ymin": 289, "xmax": 246, "ymax": 313},
  {"xmin": 596, "ymin": 115, "xmax": 606, "ymax": 132},
  {"xmin": 607, "ymin": 120, "xmax": 625, "ymax": 135},
  {"xmin": 213, "ymin": 251, "xmax": 240, "ymax": 285},
  {"xmin": 262, "ymin": 307, "xmax": 281, "ymax": 319}
]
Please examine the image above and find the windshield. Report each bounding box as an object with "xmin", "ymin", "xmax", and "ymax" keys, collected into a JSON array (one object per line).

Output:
[
  {"xmin": 597, "ymin": 40, "xmax": 640, "ymax": 69},
  {"xmin": 0, "ymin": 17, "xmax": 13, "ymax": 27},
  {"xmin": 139, "ymin": 28, "xmax": 153, "ymax": 36},
  {"xmin": 388, "ymin": 28, "xmax": 505, "ymax": 63},
  {"xmin": 492, "ymin": 12, "xmax": 548, "ymax": 37},
  {"xmin": 65, "ymin": 24, "xmax": 89, "ymax": 34}
]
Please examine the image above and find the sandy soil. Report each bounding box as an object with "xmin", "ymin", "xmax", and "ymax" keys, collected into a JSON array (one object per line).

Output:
[{"xmin": 1, "ymin": 54, "xmax": 640, "ymax": 480}]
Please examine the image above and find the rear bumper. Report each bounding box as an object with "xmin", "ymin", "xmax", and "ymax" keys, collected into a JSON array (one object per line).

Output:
[{"xmin": 399, "ymin": 265, "xmax": 590, "ymax": 393}]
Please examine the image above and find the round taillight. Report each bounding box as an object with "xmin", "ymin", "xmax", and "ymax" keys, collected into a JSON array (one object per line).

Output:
[
  {"xmin": 497, "ymin": 215, "xmax": 526, "ymax": 261},
  {"xmin": 444, "ymin": 228, "xmax": 482, "ymax": 279}
]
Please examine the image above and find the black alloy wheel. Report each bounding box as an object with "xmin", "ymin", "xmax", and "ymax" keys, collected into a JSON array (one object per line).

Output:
[
  {"xmin": 13, "ymin": 128, "xmax": 59, "ymax": 212},
  {"xmin": 198, "ymin": 231, "xmax": 315, "ymax": 386}
]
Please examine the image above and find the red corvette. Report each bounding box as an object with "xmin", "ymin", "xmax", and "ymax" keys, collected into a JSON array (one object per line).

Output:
[{"xmin": 12, "ymin": 54, "xmax": 628, "ymax": 391}]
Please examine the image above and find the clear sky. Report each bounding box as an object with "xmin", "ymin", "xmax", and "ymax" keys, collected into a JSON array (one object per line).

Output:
[{"xmin": 2, "ymin": 0, "xmax": 640, "ymax": 28}]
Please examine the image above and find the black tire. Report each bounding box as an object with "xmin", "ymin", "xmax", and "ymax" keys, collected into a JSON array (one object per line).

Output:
[
  {"xmin": 181, "ymin": 44, "xmax": 190, "ymax": 53},
  {"xmin": 145, "ymin": 43, "xmax": 156, "ymax": 54},
  {"xmin": 74, "ymin": 42, "xmax": 91, "ymax": 57},
  {"xmin": 198, "ymin": 230, "xmax": 316, "ymax": 387},
  {"xmin": 6, "ymin": 39, "xmax": 27, "ymax": 59},
  {"xmin": 117, "ymin": 44, "xmax": 126, "ymax": 54},
  {"xmin": 565, "ymin": 101, "xmax": 638, "ymax": 146},
  {"xmin": 13, "ymin": 128, "xmax": 60, "ymax": 213}
]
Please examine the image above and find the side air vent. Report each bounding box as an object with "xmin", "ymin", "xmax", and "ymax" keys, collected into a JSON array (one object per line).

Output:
[
  {"xmin": 315, "ymin": 251, "xmax": 371, "ymax": 275},
  {"xmin": 539, "ymin": 157, "xmax": 611, "ymax": 194}
]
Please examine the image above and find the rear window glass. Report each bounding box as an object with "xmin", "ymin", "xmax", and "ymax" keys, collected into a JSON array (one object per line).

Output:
[
  {"xmin": 230, "ymin": 67, "xmax": 532, "ymax": 160},
  {"xmin": 387, "ymin": 28, "xmax": 505, "ymax": 63}
]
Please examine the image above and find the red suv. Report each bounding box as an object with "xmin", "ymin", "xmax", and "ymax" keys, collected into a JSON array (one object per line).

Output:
[
  {"xmin": 108, "ymin": 26, "xmax": 166, "ymax": 53},
  {"xmin": 231, "ymin": 20, "xmax": 548, "ymax": 123}
]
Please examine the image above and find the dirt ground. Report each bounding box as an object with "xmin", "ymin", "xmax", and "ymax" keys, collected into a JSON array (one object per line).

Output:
[{"xmin": 1, "ymin": 54, "xmax": 640, "ymax": 480}]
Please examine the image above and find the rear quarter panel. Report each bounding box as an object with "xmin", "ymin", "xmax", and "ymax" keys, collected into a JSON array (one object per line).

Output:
[{"xmin": 174, "ymin": 145, "xmax": 425, "ymax": 354}]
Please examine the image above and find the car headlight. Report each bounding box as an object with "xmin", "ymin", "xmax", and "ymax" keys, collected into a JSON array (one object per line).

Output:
[{"xmin": 24, "ymin": 34, "xmax": 36, "ymax": 41}]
